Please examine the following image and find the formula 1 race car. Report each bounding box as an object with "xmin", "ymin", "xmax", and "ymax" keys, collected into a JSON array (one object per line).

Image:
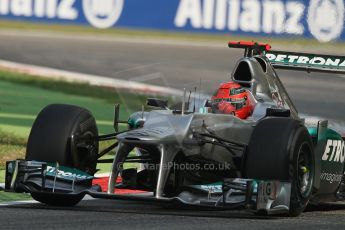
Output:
[{"xmin": 4, "ymin": 41, "xmax": 345, "ymax": 217}]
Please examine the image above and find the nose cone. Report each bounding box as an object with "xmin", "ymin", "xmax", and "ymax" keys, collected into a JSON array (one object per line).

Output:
[{"xmin": 117, "ymin": 112, "xmax": 194, "ymax": 145}]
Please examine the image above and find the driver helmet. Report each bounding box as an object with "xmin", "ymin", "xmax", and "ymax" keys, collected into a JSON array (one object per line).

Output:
[{"xmin": 211, "ymin": 81, "xmax": 253, "ymax": 119}]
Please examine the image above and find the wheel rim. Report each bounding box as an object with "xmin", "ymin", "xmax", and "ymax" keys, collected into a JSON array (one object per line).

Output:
[
  {"xmin": 297, "ymin": 142, "xmax": 313, "ymax": 198},
  {"xmin": 72, "ymin": 130, "xmax": 98, "ymax": 174}
]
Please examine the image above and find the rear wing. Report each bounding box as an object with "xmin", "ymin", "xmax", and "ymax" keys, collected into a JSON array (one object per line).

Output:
[
  {"xmin": 228, "ymin": 41, "xmax": 271, "ymax": 57},
  {"xmin": 228, "ymin": 41, "xmax": 345, "ymax": 74},
  {"xmin": 266, "ymin": 50, "xmax": 345, "ymax": 74}
]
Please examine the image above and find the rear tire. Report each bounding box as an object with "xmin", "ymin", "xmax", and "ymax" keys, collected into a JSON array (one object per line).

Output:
[
  {"xmin": 244, "ymin": 117, "xmax": 314, "ymax": 216},
  {"xmin": 26, "ymin": 104, "xmax": 99, "ymax": 206}
]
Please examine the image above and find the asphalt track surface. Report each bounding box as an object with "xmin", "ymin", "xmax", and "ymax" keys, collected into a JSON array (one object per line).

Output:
[
  {"xmin": 1, "ymin": 200, "xmax": 345, "ymax": 230},
  {"xmin": 0, "ymin": 31, "xmax": 345, "ymax": 229}
]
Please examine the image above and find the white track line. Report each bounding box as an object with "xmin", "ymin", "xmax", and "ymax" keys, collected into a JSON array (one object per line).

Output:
[
  {"xmin": 0, "ymin": 59, "xmax": 182, "ymax": 96},
  {"xmin": 0, "ymin": 179, "xmax": 37, "ymax": 206},
  {"xmin": 0, "ymin": 200, "xmax": 39, "ymax": 207}
]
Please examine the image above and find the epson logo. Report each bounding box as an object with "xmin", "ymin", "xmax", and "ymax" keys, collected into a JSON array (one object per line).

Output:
[
  {"xmin": 322, "ymin": 140, "xmax": 345, "ymax": 163},
  {"xmin": 0, "ymin": 0, "xmax": 123, "ymax": 28},
  {"xmin": 266, "ymin": 53, "xmax": 345, "ymax": 67}
]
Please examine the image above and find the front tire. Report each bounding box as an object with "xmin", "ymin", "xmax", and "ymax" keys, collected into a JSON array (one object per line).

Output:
[
  {"xmin": 26, "ymin": 104, "xmax": 99, "ymax": 206},
  {"xmin": 244, "ymin": 117, "xmax": 314, "ymax": 216}
]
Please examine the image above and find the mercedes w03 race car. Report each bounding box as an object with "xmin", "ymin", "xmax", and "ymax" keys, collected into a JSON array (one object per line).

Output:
[{"xmin": 4, "ymin": 41, "xmax": 345, "ymax": 217}]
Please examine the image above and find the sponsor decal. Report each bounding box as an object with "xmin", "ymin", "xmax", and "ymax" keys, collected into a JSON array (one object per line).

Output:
[
  {"xmin": 0, "ymin": 0, "xmax": 123, "ymax": 28},
  {"xmin": 175, "ymin": 0, "xmax": 305, "ymax": 34},
  {"xmin": 307, "ymin": 0, "xmax": 345, "ymax": 42},
  {"xmin": 266, "ymin": 53, "xmax": 345, "ymax": 68},
  {"xmin": 0, "ymin": 0, "xmax": 344, "ymax": 41},
  {"xmin": 322, "ymin": 139, "xmax": 345, "ymax": 163},
  {"xmin": 46, "ymin": 165, "xmax": 93, "ymax": 180},
  {"xmin": 188, "ymin": 183, "xmax": 223, "ymax": 193},
  {"xmin": 259, "ymin": 182, "xmax": 278, "ymax": 200},
  {"xmin": 200, "ymin": 184, "xmax": 223, "ymax": 193},
  {"xmin": 174, "ymin": 0, "xmax": 345, "ymax": 42},
  {"xmin": 0, "ymin": 0, "xmax": 78, "ymax": 20},
  {"xmin": 257, "ymin": 181, "xmax": 289, "ymax": 210},
  {"xmin": 82, "ymin": 0, "xmax": 124, "ymax": 29},
  {"xmin": 320, "ymin": 172, "xmax": 343, "ymax": 184}
]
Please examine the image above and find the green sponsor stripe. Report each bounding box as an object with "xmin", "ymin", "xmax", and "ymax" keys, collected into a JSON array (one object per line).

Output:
[
  {"xmin": 266, "ymin": 51, "xmax": 345, "ymax": 69},
  {"xmin": 46, "ymin": 163, "xmax": 93, "ymax": 181},
  {"xmin": 308, "ymin": 128, "xmax": 343, "ymax": 140}
]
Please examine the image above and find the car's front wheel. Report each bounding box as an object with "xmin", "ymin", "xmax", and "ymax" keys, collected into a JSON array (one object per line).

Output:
[{"xmin": 26, "ymin": 104, "xmax": 99, "ymax": 206}]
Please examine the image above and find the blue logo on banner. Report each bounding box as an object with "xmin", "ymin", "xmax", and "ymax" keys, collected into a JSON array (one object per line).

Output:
[
  {"xmin": 0, "ymin": 0, "xmax": 344, "ymax": 42},
  {"xmin": 82, "ymin": 0, "xmax": 124, "ymax": 29}
]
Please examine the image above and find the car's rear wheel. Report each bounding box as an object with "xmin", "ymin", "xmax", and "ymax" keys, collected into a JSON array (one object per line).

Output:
[
  {"xmin": 244, "ymin": 117, "xmax": 314, "ymax": 216},
  {"xmin": 26, "ymin": 104, "xmax": 99, "ymax": 206}
]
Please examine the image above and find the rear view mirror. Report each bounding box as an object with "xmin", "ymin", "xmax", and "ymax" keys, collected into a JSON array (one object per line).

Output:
[
  {"xmin": 147, "ymin": 98, "xmax": 168, "ymax": 109},
  {"xmin": 204, "ymin": 100, "xmax": 212, "ymax": 107}
]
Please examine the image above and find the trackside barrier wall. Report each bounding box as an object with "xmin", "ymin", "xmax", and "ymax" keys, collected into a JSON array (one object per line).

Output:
[{"xmin": 0, "ymin": 0, "xmax": 344, "ymax": 42}]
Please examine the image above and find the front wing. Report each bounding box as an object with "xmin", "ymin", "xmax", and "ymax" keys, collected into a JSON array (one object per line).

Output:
[{"xmin": 5, "ymin": 160, "xmax": 291, "ymax": 215}]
